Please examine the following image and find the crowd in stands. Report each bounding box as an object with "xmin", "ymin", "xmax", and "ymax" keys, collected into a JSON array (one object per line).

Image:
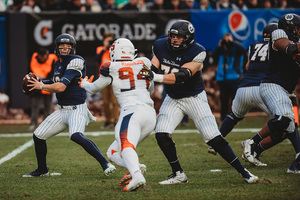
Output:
[{"xmin": 0, "ymin": 0, "xmax": 299, "ymax": 12}]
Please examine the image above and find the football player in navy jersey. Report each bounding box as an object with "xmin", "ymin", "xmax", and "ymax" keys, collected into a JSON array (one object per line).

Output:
[
  {"xmin": 208, "ymin": 24, "xmax": 278, "ymax": 166},
  {"xmin": 243, "ymin": 13, "xmax": 300, "ymax": 174},
  {"xmin": 141, "ymin": 20, "xmax": 259, "ymax": 184},
  {"xmin": 23, "ymin": 33, "xmax": 116, "ymax": 177}
]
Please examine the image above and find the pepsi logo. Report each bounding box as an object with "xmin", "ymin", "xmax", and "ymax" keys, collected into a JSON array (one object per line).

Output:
[{"xmin": 228, "ymin": 11, "xmax": 251, "ymax": 41}]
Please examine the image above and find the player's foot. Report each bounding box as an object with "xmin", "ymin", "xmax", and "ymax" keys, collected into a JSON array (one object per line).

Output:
[
  {"xmin": 242, "ymin": 139, "xmax": 255, "ymax": 163},
  {"xmin": 23, "ymin": 168, "xmax": 49, "ymax": 177},
  {"xmin": 208, "ymin": 146, "xmax": 217, "ymax": 155},
  {"xmin": 122, "ymin": 173, "xmax": 145, "ymax": 192},
  {"xmin": 159, "ymin": 171, "xmax": 188, "ymax": 185},
  {"xmin": 119, "ymin": 164, "xmax": 146, "ymax": 186},
  {"xmin": 104, "ymin": 163, "xmax": 116, "ymax": 176},
  {"xmin": 287, "ymin": 159, "xmax": 300, "ymax": 174},
  {"xmin": 240, "ymin": 168, "xmax": 259, "ymax": 184},
  {"xmin": 242, "ymin": 154, "xmax": 267, "ymax": 167}
]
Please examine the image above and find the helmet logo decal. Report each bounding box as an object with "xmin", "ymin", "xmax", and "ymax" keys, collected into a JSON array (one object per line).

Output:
[
  {"xmin": 285, "ymin": 14, "xmax": 294, "ymax": 21},
  {"xmin": 60, "ymin": 38, "xmax": 70, "ymax": 43},
  {"xmin": 188, "ymin": 24, "xmax": 194, "ymax": 34}
]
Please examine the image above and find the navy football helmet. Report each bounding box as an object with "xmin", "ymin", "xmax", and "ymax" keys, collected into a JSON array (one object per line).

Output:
[
  {"xmin": 278, "ymin": 13, "xmax": 300, "ymax": 39},
  {"xmin": 54, "ymin": 33, "xmax": 76, "ymax": 57},
  {"xmin": 263, "ymin": 23, "xmax": 278, "ymax": 41},
  {"xmin": 167, "ymin": 20, "xmax": 195, "ymax": 50}
]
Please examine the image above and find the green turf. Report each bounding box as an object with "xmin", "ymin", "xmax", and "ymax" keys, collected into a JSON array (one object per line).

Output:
[{"xmin": 1, "ymin": 116, "xmax": 299, "ymax": 199}]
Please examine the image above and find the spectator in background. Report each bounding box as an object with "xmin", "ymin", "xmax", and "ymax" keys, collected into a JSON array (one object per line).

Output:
[
  {"xmin": 215, "ymin": 0, "xmax": 238, "ymax": 10},
  {"xmin": 235, "ymin": 0, "xmax": 248, "ymax": 10},
  {"xmin": 199, "ymin": 0, "xmax": 213, "ymax": 10},
  {"xmin": 0, "ymin": 90, "xmax": 9, "ymax": 119},
  {"xmin": 137, "ymin": 0, "xmax": 148, "ymax": 11},
  {"xmin": 0, "ymin": 0, "xmax": 6, "ymax": 11},
  {"xmin": 213, "ymin": 33, "xmax": 247, "ymax": 122},
  {"xmin": 150, "ymin": 0, "xmax": 165, "ymax": 10},
  {"xmin": 83, "ymin": 0, "xmax": 102, "ymax": 12},
  {"xmin": 7, "ymin": 0, "xmax": 25, "ymax": 11},
  {"xmin": 95, "ymin": 32, "xmax": 120, "ymax": 129},
  {"xmin": 278, "ymin": 0, "xmax": 288, "ymax": 9},
  {"xmin": 184, "ymin": 0, "xmax": 196, "ymax": 9},
  {"xmin": 28, "ymin": 48, "xmax": 57, "ymax": 131},
  {"xmin": 246, "ymin": 0, "xmax": 260, "ymax": 8},
  {"xmin": 165, "ymin": 0, "xmax": 186, "ymax": 10},
  {"xmin": 262, "ymin": 0, "xmax": 272, "ymax": 8},
  {"xmin": 102, "ymin": 0, "xmax": 117, "ymax": 10},
  {"xmin": 20, "ymin": 0, "xmax": 41, "ymax": 12},
  {"xmin": 121, "ymin": 0, "xmax": 138, "ymax": 10}
]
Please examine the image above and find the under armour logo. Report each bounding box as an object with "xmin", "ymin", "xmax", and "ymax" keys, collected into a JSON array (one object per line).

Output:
[{"xmin": 176, "ymin": 57, "xmax": 181, "ymax": 61}]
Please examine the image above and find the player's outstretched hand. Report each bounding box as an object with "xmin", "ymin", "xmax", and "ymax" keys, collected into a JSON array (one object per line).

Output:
[
  {"xmin": 79, "ymin": 75, "xmax": 94, "ymax": 88},
  {"xmin": 140, "ymin": 64, "xmax": 154, "ymax": 81}
]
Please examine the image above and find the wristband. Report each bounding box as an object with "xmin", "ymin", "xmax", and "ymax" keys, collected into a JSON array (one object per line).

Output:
[
  {"xmin": 153, "ymin": 73, "xmax": 164, "ymax": 83},
  {"xmin": 40, "ymin": 83, "xmax": 44, "ymax": 90}
]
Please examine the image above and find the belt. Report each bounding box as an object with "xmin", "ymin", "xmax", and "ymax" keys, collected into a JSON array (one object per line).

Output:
[{"xmin": 58, "ymin": 105, "xmax": 77, "ymax": 110}]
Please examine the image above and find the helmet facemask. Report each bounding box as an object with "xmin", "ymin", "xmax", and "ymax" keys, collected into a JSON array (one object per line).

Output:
[
  {"xmin": 167, "ymin": 20, "xmax": 195, "ymax": 51},
  {"xmin": 54, "ymin": 34, "xmax": 76, "ymax": 57}
]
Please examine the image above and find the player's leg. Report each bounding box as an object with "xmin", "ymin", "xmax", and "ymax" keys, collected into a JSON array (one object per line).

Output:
[
  {"xmin": 188, "ymin": 91, "xmax": 258, "ymax": 183},
  {"xmin": 23, "ymin": 109, "xmax": 67, "ymax": 177},
  {"xmin": 69, "ymin": 103, "xmax": 115, "ymax": 176},
  {"xmin": 155, "ymin": 95, "xmax": 187, "ymax": 184}
]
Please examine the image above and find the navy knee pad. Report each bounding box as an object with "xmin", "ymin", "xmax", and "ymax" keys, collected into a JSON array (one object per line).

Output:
[
  {"xmin": 268, "ymin": 115, "xmax": 291, "ymax": 136},
  {"xmin": 207, "ymin": 135, "xmax": 228, "ymax": 152},
  {"xmin": 155, "ymin": 132, "xmax": 175, "ymax": 151}
]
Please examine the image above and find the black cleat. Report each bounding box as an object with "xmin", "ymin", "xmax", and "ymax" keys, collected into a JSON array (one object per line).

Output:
[{"xmin": 23, "ymin": 168, "xmax": 49, "ymax": 177}]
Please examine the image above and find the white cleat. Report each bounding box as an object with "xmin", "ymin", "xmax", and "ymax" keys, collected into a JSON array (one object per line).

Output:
[
  {"xmin": 104, "ymin": 163, "xmax": 116, "ymax": 176},
  {"xmin": 242, "ymin": 154, "xmax": 267, "ymax": 167},
  {"xmin": 242, "ymin": 139, "xmax": 255, "ymax": 164},
  {"xmin": 241, "ymin": 168, "xmax": 259, "ymax": 184},
  {"xmin": 159, "ymin": 171, "xmax": 188, "ymax": 185},
  {"xmin": 122, "ymin": 173, "xmax": 146, "ymax": 192}
]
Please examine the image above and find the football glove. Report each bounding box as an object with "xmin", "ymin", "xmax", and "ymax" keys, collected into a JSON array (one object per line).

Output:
[
  {"xmin": 140, "ymin": 64, "xmax": 154, "ymax": 81},
  {"xmin": 79, "ymin": 75, "xmax": 94, "ymax": 88}
]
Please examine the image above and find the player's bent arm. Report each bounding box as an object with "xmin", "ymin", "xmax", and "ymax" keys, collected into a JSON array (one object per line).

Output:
[
  {"xmin": 28, "ymin": 78, "xmax": 66, "ymax": 93},
  {"xmin": 41, "ymin": 82, "xmax": 67, "ymax": 93},
  {"xmin": 81, "ymin": 76, "xmax": 111, "ymax": 94}
]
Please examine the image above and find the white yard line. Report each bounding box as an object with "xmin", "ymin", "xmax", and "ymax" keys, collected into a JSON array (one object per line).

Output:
[
  {"xmin": 0, "ymin": 140, "xmax": 34, "ymax": 165},
  {"xmin": 0, "ymin": 128, "xmax": 261, "ymax": 165}
]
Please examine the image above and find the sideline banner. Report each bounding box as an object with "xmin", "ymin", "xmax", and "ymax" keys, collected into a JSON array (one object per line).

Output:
[
  {"xmin": 26, "ymin": 11, "xmax": 189, "ymax": 60},
  {"xmin": 191, "ymin": 9, "xmax": 300, "ymax": 51}
]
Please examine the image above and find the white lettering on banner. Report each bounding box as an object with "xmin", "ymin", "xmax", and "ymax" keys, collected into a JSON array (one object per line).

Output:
[
  {"xmin": 62, "ymin": 23, "xmax": 157, "ymax": 41},
  {"xmin": 34, "ymin": 21, "xmax": 157, "ymax": 46},
  {"xmin": 34, "ymin": 20, "xmax": 53, "ymax": 46},
  {"xmin": 254, "ymin": 17, "xmax": 278, "ymax": 41}
]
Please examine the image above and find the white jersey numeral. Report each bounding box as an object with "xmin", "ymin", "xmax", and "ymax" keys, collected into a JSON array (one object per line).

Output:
[{"xmin": 250, "ymin": 43, "xmax": 268, "ymax": 62}]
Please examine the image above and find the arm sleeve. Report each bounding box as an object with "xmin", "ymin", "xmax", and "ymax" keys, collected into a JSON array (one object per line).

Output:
[
  {"xmin": 60, "ymin": 69, "xmax": 81, "ymax": 86},
  {"xmin": 83, "ymin": 76, "xmax": 112, "ymax": 94}
]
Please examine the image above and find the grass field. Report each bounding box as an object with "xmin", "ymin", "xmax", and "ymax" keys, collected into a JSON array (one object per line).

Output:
[{"xmin": 0, "ymin": 116, "xmax": 300, "ymax": 200}]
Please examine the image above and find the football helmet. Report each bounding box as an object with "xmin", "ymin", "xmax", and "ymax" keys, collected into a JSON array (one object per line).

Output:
[
  {"xmin": 109, "ymin": 38, "xmax": 136, "ymax": 61},
  {"xmin": 54, "ymin": 33, "xmax": 76, "ymax": 57},
  {"xmin": 278, "ymin": 13, "xmax": 300, "ymax": 39},
  {"xmin": 168, "ymin": 20, "xmax": 195, "ymax": 50},
  {"xmin": 263, "ymin": 23, "xmax": 278, "ymax": 41}
]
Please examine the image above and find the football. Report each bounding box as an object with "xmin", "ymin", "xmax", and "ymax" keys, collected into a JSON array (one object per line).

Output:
[{"xmin": 22, "ymin": 72, "xmax": 38, "ymax": 95}]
